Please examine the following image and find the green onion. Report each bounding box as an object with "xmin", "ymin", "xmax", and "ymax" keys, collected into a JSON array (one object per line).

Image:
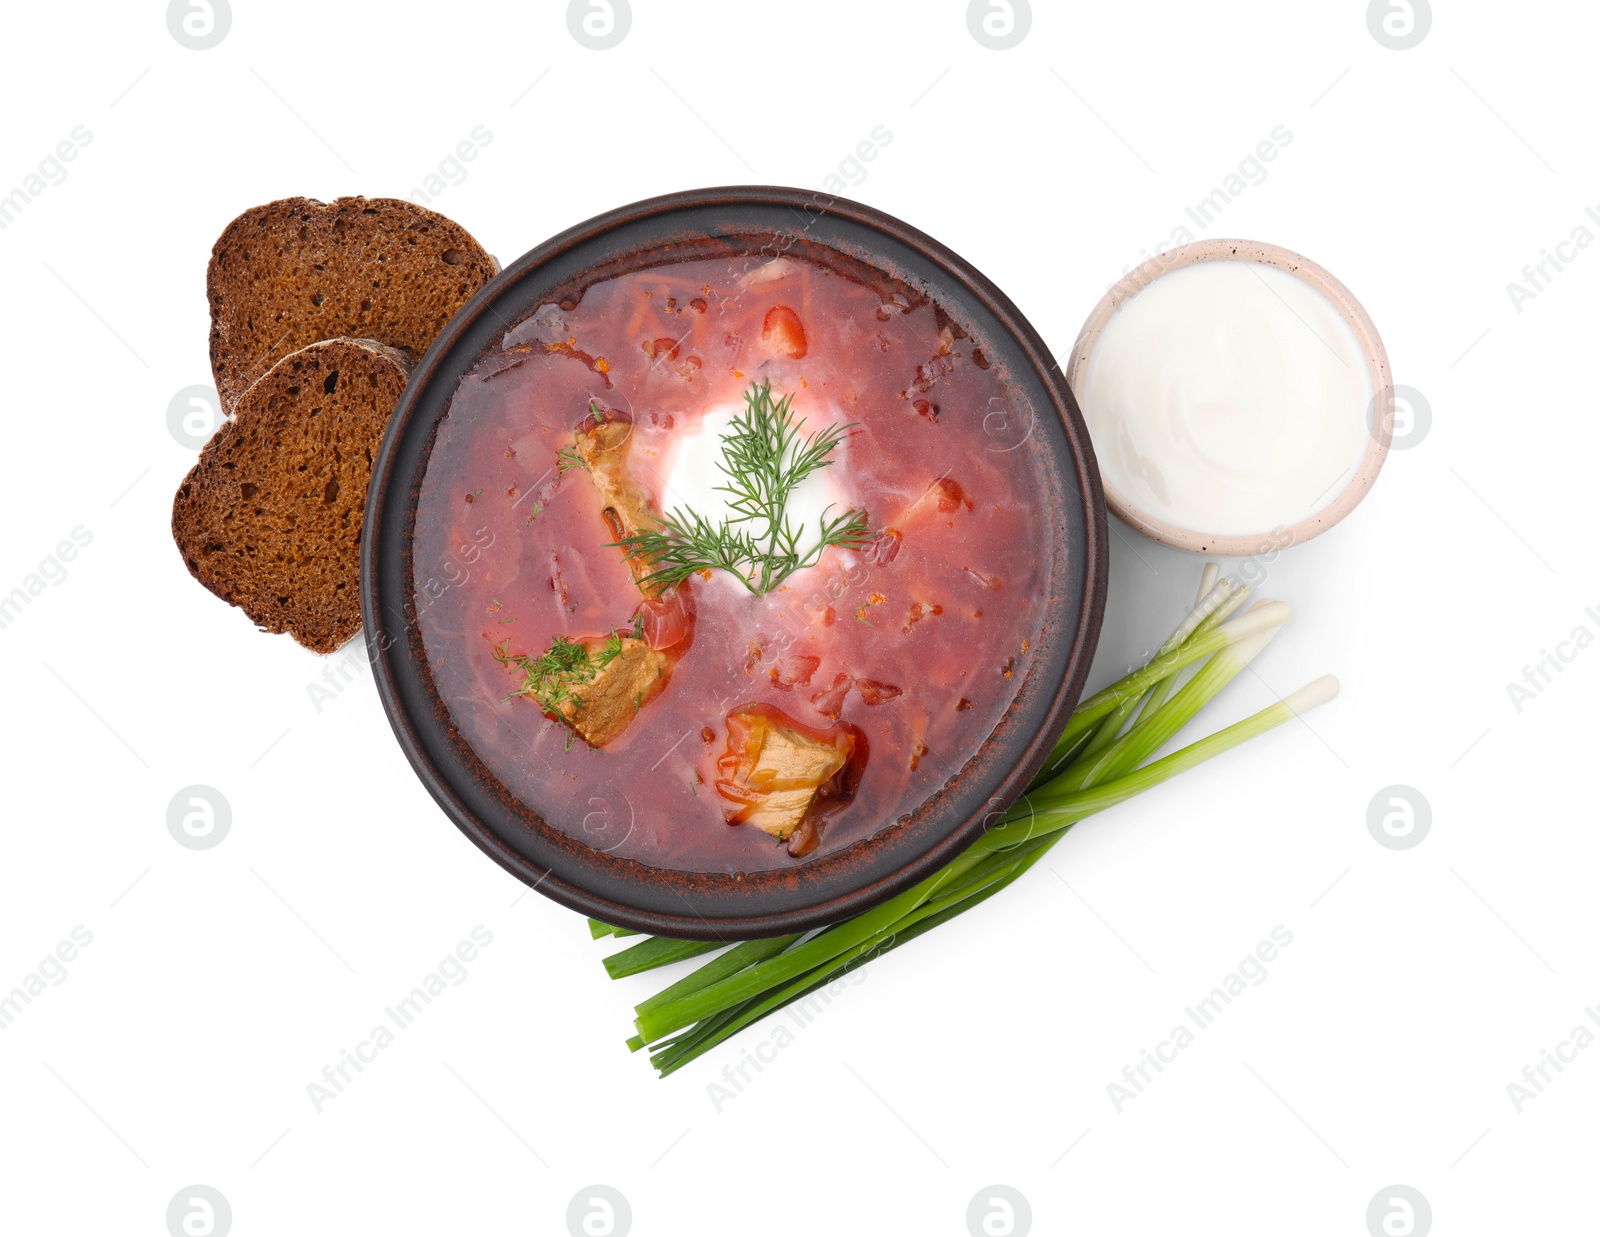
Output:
[
  {"xmin": 601, "ymin": 934, "xmax": 722, "ymax": 980},
  {"xmin": 593, "ymin": 566, "xmax": 1337, "ymax": 1076},
  {"xmin": 1047, "ymin": 599, "xmax": 1288, "ymax": 756}
]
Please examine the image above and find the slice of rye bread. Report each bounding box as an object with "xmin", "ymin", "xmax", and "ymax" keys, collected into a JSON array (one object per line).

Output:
[
  {"xmin": 207, "ymin": 196, "xmax": 496, "ymax": 411},
  {"xmin": 172, "ymin": 338, "xmax": 411, "ymax": 654}
]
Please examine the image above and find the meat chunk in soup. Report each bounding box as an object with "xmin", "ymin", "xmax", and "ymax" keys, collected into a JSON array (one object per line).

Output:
[
  {"xmin": 505, "ymin": 632, "xmax": 670, "ymax": 749},
  {"xmin": 570, "ymin": 406, "xmax": 663, "ymax": 595},
  {"xmin": 561, "ymin": 636, "xmax": 669, "ymax": 747},
  {"xmin": 714, "ymin": 705, "xmax": 862, "ymax": 855}
]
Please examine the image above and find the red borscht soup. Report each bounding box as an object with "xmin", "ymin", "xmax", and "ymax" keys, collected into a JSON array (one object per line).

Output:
[{"xmin": 412, "ymin": 250, "xmax": 1048, "ymax": 873}]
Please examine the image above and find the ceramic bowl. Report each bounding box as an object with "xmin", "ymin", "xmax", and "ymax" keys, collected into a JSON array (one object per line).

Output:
[
  {"xmin": 1067, "ymin": 238, "xmax": 1392, "ymax": 556},
  {"xmin": 361, "ymin": 186, "xmax": 1108, "ymax": 938}
]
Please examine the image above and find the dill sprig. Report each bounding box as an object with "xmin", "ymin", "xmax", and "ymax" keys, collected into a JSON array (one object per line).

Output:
[
  {"xmin": 490, "ymin": 614, "xmax": 642, "ymax": 719},
  {"xmin": 616, "ymin": 380, "xmax": 872, "ymax": 594}
]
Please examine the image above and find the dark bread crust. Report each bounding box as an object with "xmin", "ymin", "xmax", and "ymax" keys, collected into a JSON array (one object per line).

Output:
[
  {"xmin": 207, "ymin": 196, "xmax": 496, "ymax": 411},
  {"xmin": 172, "ymin": 338, "xmax": 411, "ymax": 653}
]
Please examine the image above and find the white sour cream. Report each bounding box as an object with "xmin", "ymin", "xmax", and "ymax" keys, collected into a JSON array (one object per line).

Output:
[
  {"xmin": 1077, "ymin": 260, "xmax": 1372, "ymax": 536},
  {"xmin": 660, "ymin": 401, "xmax": 849, "ymax": 579}
]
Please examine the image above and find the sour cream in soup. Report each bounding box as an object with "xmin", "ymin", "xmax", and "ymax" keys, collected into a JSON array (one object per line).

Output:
[{"xmin": 660, "ymin": 400, "xmax": 851, "ymax": 587}]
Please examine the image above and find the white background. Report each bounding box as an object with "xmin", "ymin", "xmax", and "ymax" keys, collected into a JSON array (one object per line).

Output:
[{"xmin": 0, "ymin": 1, "xmax": 1594, "ymax": 1233}]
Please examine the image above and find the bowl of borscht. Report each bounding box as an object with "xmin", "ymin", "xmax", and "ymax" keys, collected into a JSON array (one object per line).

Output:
[{"xmin": 362, "ymin": 186, "xmax": 1107, "ymax": 937}]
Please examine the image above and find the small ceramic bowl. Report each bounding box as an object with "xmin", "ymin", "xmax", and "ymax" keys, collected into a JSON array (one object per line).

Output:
[{"xmin": 1066, "ymin": 239, "xmax": 1393, "ymax": 557}]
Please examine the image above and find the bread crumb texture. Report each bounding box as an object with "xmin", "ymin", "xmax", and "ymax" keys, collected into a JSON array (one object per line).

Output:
[
  {"xmin": 172, "ymin": 338, "xmax": 411, "ymax": 653},
  {"xmin": 207, "ymin": 195, "xmax": 495, "ymax": 410}
]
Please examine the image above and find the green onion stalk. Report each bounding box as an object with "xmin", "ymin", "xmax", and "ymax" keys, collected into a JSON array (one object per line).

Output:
[{"xmin": 589, "ymin": 566, "xmax": 1338, "ymax": 1077}]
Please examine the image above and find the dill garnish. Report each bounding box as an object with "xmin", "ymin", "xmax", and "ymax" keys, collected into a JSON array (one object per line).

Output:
[
  {"xmin": 490, "ymin": 627, "xmax": 629, "ymax": 718},
  {"xmin": 615, "ymin": 380, "xmax": 872, "ymax": 594}
]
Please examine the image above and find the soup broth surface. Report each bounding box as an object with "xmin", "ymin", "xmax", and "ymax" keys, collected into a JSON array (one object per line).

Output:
[{"xmin": 413, "ymin": 252, "xmax": 1050, "ymax": 872}]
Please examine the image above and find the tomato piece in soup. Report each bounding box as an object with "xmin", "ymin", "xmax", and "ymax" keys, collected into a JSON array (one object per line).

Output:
[{"xmin": 761, "ymin": 305, "xmax": 808, "ymax": 358}]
